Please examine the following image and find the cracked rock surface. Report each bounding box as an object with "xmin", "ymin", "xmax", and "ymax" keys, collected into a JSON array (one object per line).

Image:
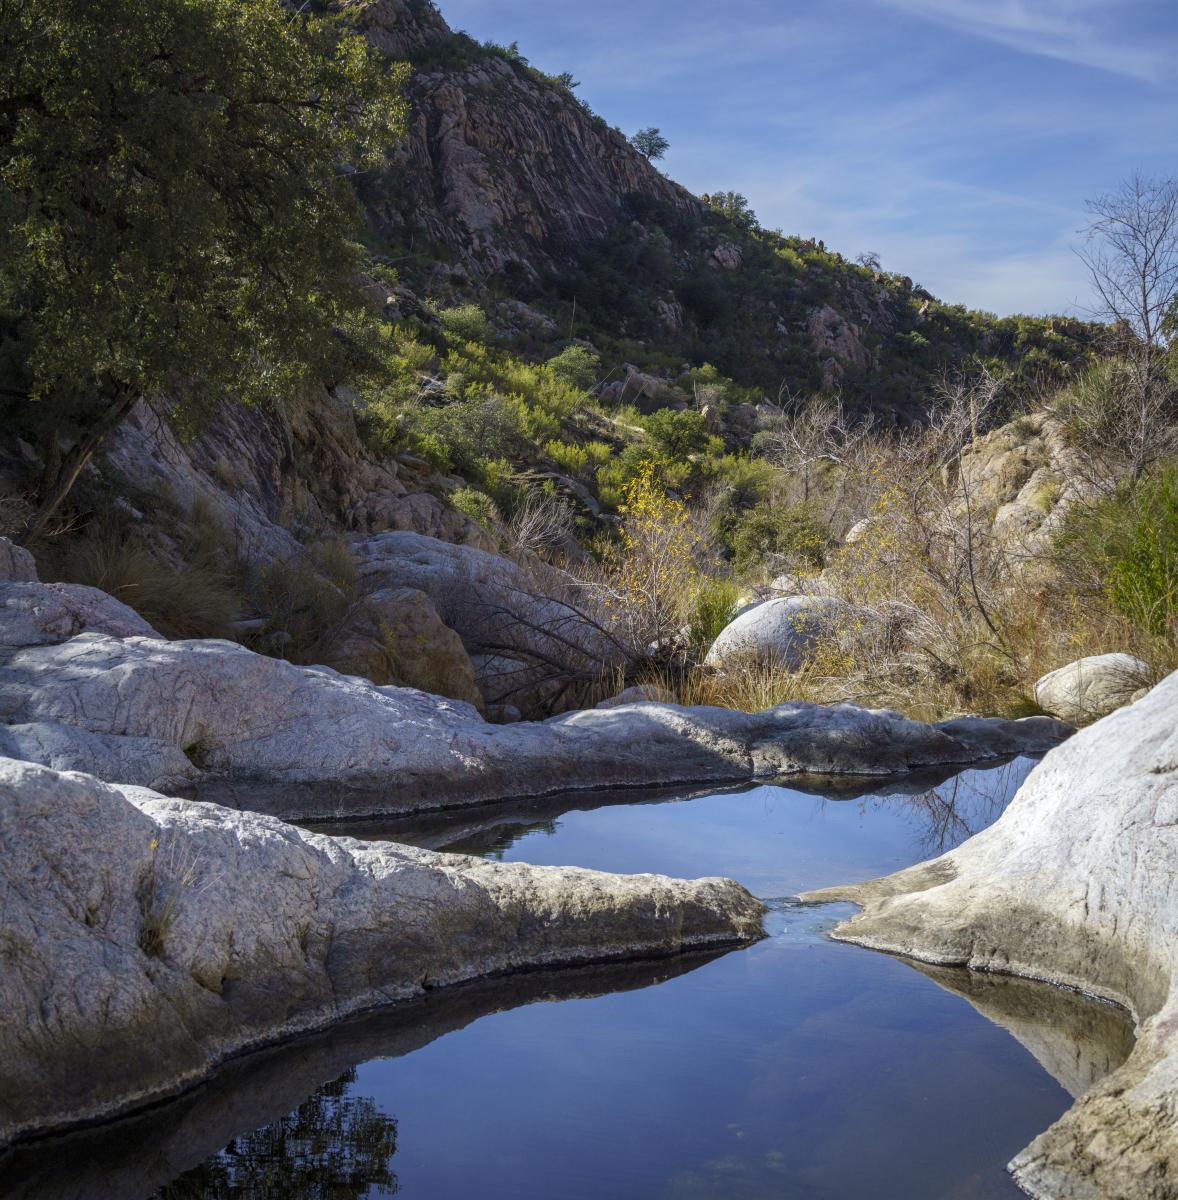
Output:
[
  {"xmin": 0, "ymin": 757, "xmax": 764, "ymax": 1151},
  {"xmin": 804, "ymin": 671, "xmax": 1178, "ymax": 1200}
]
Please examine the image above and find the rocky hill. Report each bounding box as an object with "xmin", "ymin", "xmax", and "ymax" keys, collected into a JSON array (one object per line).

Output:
[
  {"xmin": 351, "ymin": 0, "xmax": 697, "ymax": 276},
  {"xmin": 0, "ymin": 0, "xmax": 1132, "ymax": 726},
  {"xmin": 334, "ymin": 0, "xmax": 1100, "ymax": 414}
]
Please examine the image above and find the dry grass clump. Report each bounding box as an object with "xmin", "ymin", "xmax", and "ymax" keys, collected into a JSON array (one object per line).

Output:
[
  {"xmin": 42, "ymin": 522, "xmax": 240, "ymax": 640},
  {"xmin": 245, "ymin": 536, "xmax": 363, "ymax": 664},
  {"xmin": 652, "ymin": 370, "xmax": 1177, "ymax": 723}
]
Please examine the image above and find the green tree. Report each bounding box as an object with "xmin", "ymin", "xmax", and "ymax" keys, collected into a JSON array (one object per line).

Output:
[
  {"xmin": 0, "ymin": 0, "xmax": 409, "ymax": 542},
  {"xmin": 630, "ymin": 127, "xmax": 669, "ymax": 162},
  {"xmin": 703, "ymin": 191, "xmax": 760, "ymax": 234},
  {"xmin": 547, "ymin": 344, "xmax": 600, "ymax": 392},
  {"xmin": 643, "ymin": 409, "xmax": 711, "ymax": 458}
]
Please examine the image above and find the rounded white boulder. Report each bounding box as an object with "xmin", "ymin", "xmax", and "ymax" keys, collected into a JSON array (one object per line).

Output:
[
  {"xmin": 1033, "ymin": 653, "xmax": 1153, "ymax": 724},
  {"xmin": 704, "ymin": 595, "xmax": 859, "ymax": 671}
]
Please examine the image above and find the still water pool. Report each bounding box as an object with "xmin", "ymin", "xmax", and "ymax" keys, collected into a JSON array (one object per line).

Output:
[{"xmin": 2, "ymin": 759, "xmax": 1134, "ymax": 1200}]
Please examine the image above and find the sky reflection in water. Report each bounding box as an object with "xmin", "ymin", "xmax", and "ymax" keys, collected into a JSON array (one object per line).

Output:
[{"xmin": 4, "ymin": 757, "xmax": 1134, "ymax": 1200}]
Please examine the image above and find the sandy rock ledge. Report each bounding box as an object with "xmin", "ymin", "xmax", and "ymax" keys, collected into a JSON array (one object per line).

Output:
[
  {"xmin": 803, "ymin": 671, "xmax": 1178, "ymax": 1200},
  {"xmin": 0, "ymin": 757, "xmax": 764, "ymax": 1151}
]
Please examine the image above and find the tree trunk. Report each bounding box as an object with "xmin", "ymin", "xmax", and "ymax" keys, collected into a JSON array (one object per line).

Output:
[{"xmin": 22, "ymin": 388, "xmax": 139, "ymax": 545}]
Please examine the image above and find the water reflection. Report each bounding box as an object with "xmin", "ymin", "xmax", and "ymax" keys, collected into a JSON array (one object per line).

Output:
[
  {"xmin": 0, "ymin": 955, "xmax": 725, "ymax": 1200},
  {"xmin": 158, "ymin": 1069, "xmax": 398, "ymax": 1199},
  {"xmin": 910, "ymin": 964, "xmax": 1136, "ymax": 1100},
  {"xmin": 316, "ymin": 757, "xmax": 1032, "ymax": 864},
  {"xmin": 5, "ymin": 756, "xmax": 1133, "ymax": 1200}
]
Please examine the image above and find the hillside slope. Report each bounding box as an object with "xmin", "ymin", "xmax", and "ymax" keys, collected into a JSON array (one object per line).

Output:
[{"xmin": 338, "ymin": 0, "xmax": 1100, "ymax": 414}]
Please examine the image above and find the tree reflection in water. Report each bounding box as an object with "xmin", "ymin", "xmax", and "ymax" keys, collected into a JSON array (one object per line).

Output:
[
  {"xmin": 157, "ymin": 1069, "xmax": 397, "ymax": 1199},
  {"xmin": 905, "ymin": 759, "xmax": 1022, "ymax": 855}
]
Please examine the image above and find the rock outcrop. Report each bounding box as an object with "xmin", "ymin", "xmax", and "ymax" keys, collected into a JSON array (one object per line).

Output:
[
  {"xmin": 0, "ymin": 538, "xmax": 36, "ymax": 583},
  {"xmin": 0, "ymin": 628, "xmax": 1068, "ymax": 822},
  {"xmin": 0, "ymin": 757, "xmax": 764, "ymax": 1151},
  {"xmin": 99, "ymin": 393, "xmax": 494, "ymax": 566},
  {"xmin": 353, "ymin": 2, "xmax": 697, "ymax": 277},
  {"xmin": 803, "ymin": 670, "xmax": 1178, "ymax": 1200},
  {"xmin": 951, "ymin": 410, "xmax": 1089, "ymax": 557},
  {"xmin": 1034, "ymin": 653, "xmax": 1153, "ymax": 724},
  {"xmin": 353, "ymin": 530, "xmax": 624, "ymax": 713},
  {"xmin": 325, "ymin": 584, "xmax": 484, "ymax": 711},
  {"xmin": 0, "ymin": 540, "xmax": 1071, "ymax": 820}
]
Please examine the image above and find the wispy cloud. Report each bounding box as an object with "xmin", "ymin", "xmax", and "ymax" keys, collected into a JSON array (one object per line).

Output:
[
  {"xmin": 874, "ymin": 0, "xmax": 1175, "ymax": 83},
  {"xmin": 430, "ymin": 0, "xmax": 1178, "ymax": 314}
]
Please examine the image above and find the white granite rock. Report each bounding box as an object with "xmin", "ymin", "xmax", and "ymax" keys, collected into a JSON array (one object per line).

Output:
[
  {"xmin": 0, "ymin": 757, "xmax": 764, "ymax": 1150},
  {"xmin": 1034, "ymin": 653, "xmax": 1154, "ymax": 724},
  {"xmin": 0, "ymin": 630, "xmax": 1070, "ymax": 820},
  {"xmin": 805, "ymin": 671, "xmax": 1178, "ymax": 1200},
  {"xmin": 595, "ymin": 684, "xmax": 675, "ymax": 709},
  {"xmin": 0, "ymin": 580, "xmax": 161, "ymax": 647},
  {"xmin": 704, "ymin": 595, "xmax": 866, "ymax": 670}
]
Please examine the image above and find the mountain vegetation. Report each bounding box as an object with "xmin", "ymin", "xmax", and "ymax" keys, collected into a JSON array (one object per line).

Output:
[{"xmin": 0, "ymin": 0, "xmax": 1174, "ymax": 723}]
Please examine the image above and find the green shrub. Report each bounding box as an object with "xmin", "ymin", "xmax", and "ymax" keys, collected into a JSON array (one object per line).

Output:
[
  {"xmin": 688, "ymin": 577, "xmax": 740, "ymax": 651},
  {"xmin": 433, "ymin": 303, "xmax": 491, "ymax": 343},
  {"xmin": 410, "ymin": 391, "xmax": 524, "ymax": 476},
  {"xmin": 451, "ymin": 487, "xmax": 502, "ymax": 530},
  {"xmin": 1051, "ymin": 360, "xmax": 1134, "ymax": 448},
  {"xmin": 725, "ymin": 503, "xmax": 828, "ymax": 578},
  {"xmin": 642, "ymin": 409, "xmax": 713, "ymax": 458},
  {"xmin": 596, "ymin": 443, "xmax": 695, "ymax": 508},
  {"xmin": 1060, "ymin": 466, "xmax": 1178, "ymax": 636},
  {"xmin": 544, "ymin": 438, "xmax": 611, "ymax": 480},
  {"xmin": 547, "ymin": 345, "xmax": 600, "ymax": 392}
]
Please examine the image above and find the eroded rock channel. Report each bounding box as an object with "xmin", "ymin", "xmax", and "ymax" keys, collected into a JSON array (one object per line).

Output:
[{"xmin": 0, "ymin": 755, "xmax": 1142, "ymax": 1200}]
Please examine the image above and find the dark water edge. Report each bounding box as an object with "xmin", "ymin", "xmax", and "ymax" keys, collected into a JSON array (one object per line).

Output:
[{"xmin": 1, "ymin": 758, "xmax": 1136, "ymax": 1200}]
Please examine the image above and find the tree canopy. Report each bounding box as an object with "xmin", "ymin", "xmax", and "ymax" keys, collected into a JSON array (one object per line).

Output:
[
  {"xmin": 630, "ymin": 128, "xmax": 669, "ymax": 162},
  {"xmin": 0, "ymin": 0, "xmax": 409, "ymax": 538}
]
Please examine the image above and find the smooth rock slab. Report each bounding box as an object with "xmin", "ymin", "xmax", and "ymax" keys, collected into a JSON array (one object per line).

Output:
[
  {"xmin": 0, "ymin": 757, "xmax": 764, "ymax": 1151},
  {"xmin": 804, "ymin": 670, "xmax": 1178, "ymax": 1200},
  {"xmin": 0, "ymin": 631, "xmax": 1071, "ymax": 821}
]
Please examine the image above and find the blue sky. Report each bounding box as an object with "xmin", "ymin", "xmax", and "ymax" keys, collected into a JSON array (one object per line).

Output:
[{"xmin": 436, "ymin": 0, "xmax": 1178, "ymax": 318}]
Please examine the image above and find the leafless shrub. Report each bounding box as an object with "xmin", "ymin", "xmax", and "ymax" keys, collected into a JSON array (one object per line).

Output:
[
  {"xmin": 758, "ymin": 392, "xmax": 876, "ymax": 503},
  {"xmin": 1079, "ymin": 173, "xmax": 1178, "ymax": 350},
  {"xmin": 507, "ymin": 489, "xmax": 575, "ymax": 557},
  {"xmin": 1065, "ymin": 173, "xmax": 1178, "ymax": 489}
]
